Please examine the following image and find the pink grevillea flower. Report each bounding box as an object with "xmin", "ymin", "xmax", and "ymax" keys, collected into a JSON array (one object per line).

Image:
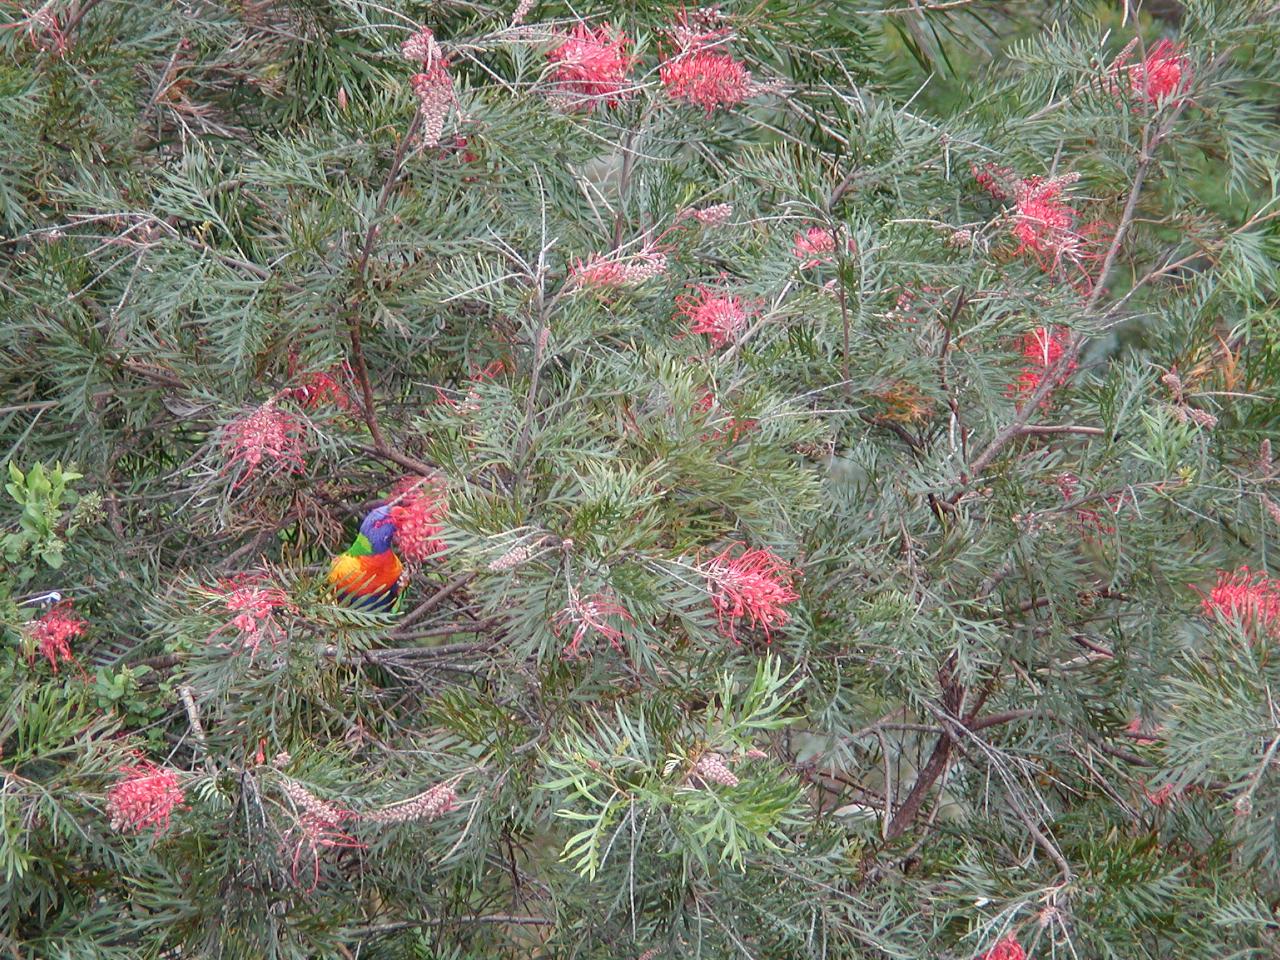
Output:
[
  {"xmin": 401, "ymin": 26, "xmax": 443, "ymax": 66},
  {"xmin": 980, "ymin": 935, "xmax": 1025, "ymax": 960},
  {"xmin": 1197, "ymin": 566, "xmax": 1280, "ymax": 639},
  {"xmin": 411, "ymin": 65, "xmax": 456, "ymax": 150},
  {"xmin": 290, "ymin": 366, "xmax": 354, "ymax": 412},
  {"xmin": 792, "ymin": 226, "xmax": 853, "ymax": 268},
  {"xmin": 1114, "ymin": 38, "xmax": 1191, "ymax": 105},
  {"xmin": 660, "ymin": 47, "xmax": 755, "ymax": 113},
  {"xmin": 1010, "ymin": 173, "xmax": 1087, "ymax": 271},
  {"xmin": 552, "ymin": 590, "xmax": 633, "ymax": 658},
  {"xmin": 278, "ymin": 778, "xmax": 365, "ymax": 891},
  {"xmin": 107, "ymin": 760, "xmax": 185, "ymax": 835},
  {"xmin": 700, "ymin": 543, "xmax": 799, "ymax": 641},
  {"xmin": 689, "ymin": 752, "xmax": 739, "ymax": 788},
  {"xmin": 546, "ymin": 22, "xmax": 635, "ymax": 111},
  {"xmin": 27, "ymin": 603, "xmax": 85, "ymax": 672},
  {"xmin": 388, "ymin": 476, "xmax": 449, "ymax": 564},
  {"xmin": 1008, "ymin": 326, "xmax": 1076, "ymax": 402},
  {"xmin": 675, "ymin": 285, "xmax": 750, "ymax": 349},
  {"xmin": 364, "ymin": 781, "xmax": 459, "ymax": 824},
  {"xmin": 220, "ymin": 402, "xmax": 306, "ymax": 488},
  {"xmin": 677, "ymin": 202, "xmax": 734, "ymax": 226},
  {"xmin": 209, "ymin": 574, "xmax": 296, "ymax": 658},
  {"xmin": 569, "ymin": 246, "xmax": 668, "ymax": 291}
]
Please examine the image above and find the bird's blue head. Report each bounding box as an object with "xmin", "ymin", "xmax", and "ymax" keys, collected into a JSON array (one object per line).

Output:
[{"xmin": 359, "ymin": 505, "xmax": 397, "ymax": 554}]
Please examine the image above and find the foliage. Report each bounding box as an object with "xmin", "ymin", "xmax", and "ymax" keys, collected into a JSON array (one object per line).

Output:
[{"xmin": 2, "ymin": 0, "xmax": 1280, "ymax": 957}]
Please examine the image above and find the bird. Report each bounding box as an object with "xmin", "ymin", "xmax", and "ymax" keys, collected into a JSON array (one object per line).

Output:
[{"xmin": 327, "ymin": 505, "xmax": 404, "ymax": 611}]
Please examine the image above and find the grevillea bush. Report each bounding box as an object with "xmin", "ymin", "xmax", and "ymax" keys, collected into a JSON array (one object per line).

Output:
[{"xmin": 2, "ymin": 1, "xmax": 1280, "ymax": 958}]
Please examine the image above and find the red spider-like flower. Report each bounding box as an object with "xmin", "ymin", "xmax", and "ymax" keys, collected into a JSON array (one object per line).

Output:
[
  {"xmin": 675, "ymin": 285, "xmax": 750, "ymax": 348},
  {"xmin": 660, "ymin": 47, "xmax": 754, "ymax": 113},
  {"xmin": 106, "ymin": 760, "xmax": 186, "ymax": 835},
  {"xmin": 972, "ymin": 161, "xmax": 1015, "ymax": 200},
  {"xmin": 546, "ymin": 22, "xmax": 635, "ymax": 111},
  {"xmin": 1198, "ymin": 566, "xmax": 1280, "ymax": 639},
  {"xmin": 27, "ymin": 603, "xmax": 85, "ymax": 672},
  {"xmin": 980, "ymin": 935, "xmax": 1025, "ymax": 960},
  {"xmin": 388, "ymin": 476, "xmax": 449, "ymax": 564},
  {"xmin": 1117, "ymin": 38, "xmax": 1191, "ymax": 105},
  {"xmin": 552, "ymin": 590, "xmax": 633, "ymax": 658},
  {"xmin": 700, "ymin": 543, "xmax": 799, "ymax": 641},
  {"xmin": 220, "ymin": 402, "xmax": 307, "ymax": 488},
  {"xmin": 569, "ymin": 246, "xmax": 668, "ymax": 291},
  {"xmin": 209, "ymin": 573, "xmax": 297, "ymax": 658},
  {"xmin": 693, "ymin": 390, "xmax": 755, "ymax": 444},
  {"xmin": 278, "ymin": 779, "xmax": 365, "ymax": 890},
  {"xmin": 1010, "ymin": 174, "xmax": 1088, "ymax": 271},
  {"xmin": 792, "ymin": 226, "xmax": 853, "ymax": 268},
  {"xmin": 1008, "ymin": 326, "xmax": 1076, "ymax": 402},
  {"xmin": 290, "ymin": 366, "xmax": 353, "ymax": 412}
]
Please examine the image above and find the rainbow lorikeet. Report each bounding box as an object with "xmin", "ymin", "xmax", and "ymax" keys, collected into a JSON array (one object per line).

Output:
[{"xmin": 327, "ymin": 505, "xmax": 404, "ymax": 611}]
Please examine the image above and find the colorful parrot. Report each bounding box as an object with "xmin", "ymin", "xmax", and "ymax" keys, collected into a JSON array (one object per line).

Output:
[{"xmin": 327, "ymin": 505, "xmax": 404, "ymax": 611}]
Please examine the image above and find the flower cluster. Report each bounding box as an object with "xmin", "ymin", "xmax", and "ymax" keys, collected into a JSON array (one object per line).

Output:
[
  {"xmin": 545, "ymin": 22, "xmax": 634, "ymax": 111},
  {"xmin": 677, "ymin": 202, "xmax": 734, "ymax": 227},
  {"xmin": 569, "ymin": 245, "xmax": 668, "ymax": 291},
  {"xmin": 1114, "ymin": 38, "xmax": 1190, "ymax": 105},
  {"xmin": 689, "ymin": 752, "xmax": 739, "ymax": 788},
  {"xmin": 279, "ymin": 778, "xmax": 365, "ymax": 890},
  {"xmin": 659, "ymin": 8, "xmax": 755, "ymax": 113},
  {"xmin": 403, "ymin": 27, "xmax": 455, "ymax": 148},
  {"xmin": 388, "ymin": 476, "xmax": 450, "ymax": 564},
  {"xmin": 27, "ymin": 603, "xmax": 85, "ymax": 672},
  {"xmin": 675, "ymin": 285, "xmax": 750, "ymax": 349},
  {"xmin": 209, "ymin": 573, "xmax": 296, "ymax": 658},
  {"xmin": 1008, "ymin": 326, "xmax": 1076, "ymax": 403},
  {"xmin": 1198, "ymin": 566, "xmax": 1280, "ymax": 639},
  {"xmin": 220, "ymin": 402, "xmax": 306, "ymax": 488},
  {"xmin": 552, "ymin": 590, "xmax": 633, "ymax": 658},
  {"xmin": 363, "ymin": 782, "xmax": 458, "ymax": 824},
  {"xmin": 972, "ymin": 161, "xmax": 1015, "ymax": 200},
  {"xmin": 1010, "ymin": 173, "xmax": 1087, "ymax": 272},
  {"xmin": 290, "ymin": 364, "xmax": 353, "ymax": 412},
  {"xmin": 435, "ymin": 357, "xmax": 508, "ymax": 414},
  {"xmin": 699, "ymin": 543, "xmax": 799, "ymax": 641},
  {"xmin": 792, "ymin": 226, "xmax": 853, "ymax": 268},
  {"xmin": 107, "ymin": 760, "xmax": 185, "ymax": 835},
  {"xmin": 981, "ymin": 935, "xmax": 1025, "ymax": 960}
]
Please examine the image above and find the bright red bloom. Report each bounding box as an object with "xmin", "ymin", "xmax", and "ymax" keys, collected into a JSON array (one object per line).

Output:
[
  {"xmin": 291, "ymin": 367, "xmax": 353, "ymax": 412},
  {"xmin": 1120, "ymin": 39, "xmax": 1190, "ymax": 105},
  {"xmin": 388, "ymin": 476, "xmax": 449, "ymax": 564},
  {"xmin": 1008, "ymin": 326, "xmax": 1076, "ymax": 402},
  {"xmin": 1010, "ymin": 174, "xmax": 1086, "ymax": 271},
  {"xmin": 220, "ymin": 402, "xmax": 306, "ymax": 487},
  {"xmin": 107, "ymin": 760, "xmax": 185, "ymax": 835},
  {"xmin": 700, "ymin": 544, "xmax": 799, "ymax": 641},
  {"xmin": 27, "ymin": 603, "xmax": 85, "ymax": 672},
  {"xmin": 210, "ymin": 573, "xmax": 296, "ymax": 658},
  {"xmin": 676, "ymin": 285, "xmax": 749, "ymax": 348},
  {"xmin": 552, "ymin": 590, "xmax": 633, "ymax": 658},
  {"xmin": 569, "ymin": 246, "xmax": 667, "ymax": 291},
  {"xmin": 546, "ymin": 23, "xmax": 634, "ymax": 111},
  {"xmin": 660, "ymin": 48, "xmax": 754, "ymax": 113},
  {"xmin": 1198, "ymin": 566, "xmax": 1280, "ymax": 639},
  {"xmin": 981, "ymin": 935, "xmax": 1025, "ymax": 960}
]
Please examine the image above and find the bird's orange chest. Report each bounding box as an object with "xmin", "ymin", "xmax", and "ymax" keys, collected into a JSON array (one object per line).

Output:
[{"xmin": 328, "ymin": 550, "xmax": 404, "ymax": 596}]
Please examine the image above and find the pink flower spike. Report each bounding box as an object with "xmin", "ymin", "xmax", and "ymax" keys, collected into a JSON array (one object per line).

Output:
[
  {"xmin": 675, "ymin": 285, "xmax": 750, "ymax": 349},
  {"xmin": 107, "ymin": 760, "xmax": 185, "ymax": 835},
  {"xmin": 699, "ymin": 543, "xmax": 799, "ymax": 642},
  {"xmin": 677, "ymin": 202, "xmax": 734, "ymax": 226},
  {"xmin": 401, "ymin": 26, "xmax": 444, "ymax": 67},
  {"xmin": 980, "ymin": 935, "xmax": 1025, "ymax": 960},
  {"xmin": 546, "ymin": 22, "xmax": 635, "ymax": 111},
  {"xmin": 388, "ymin": 476, "xmax": 450, "ymax": 564},
  {"xmin": 660, "ymin": 48, "xmax": 755, "ymax": 113},
  {"xmin": 569, "ymin": 246, "xmax": 668, "ymax": 291},
  {"xmin": 411, "ymin": 64, "xmax": 457, "ymax": 150},
  {"xmin": 792, "ymin": 226, "xmax": 853, "ymax": 268},
  {"xmin": 220, "ymin": 402, "xmax": 307, "ymax": 488},
  {"xmin": 27, "ymin": 603, "xmax": 86, "ymax": 672},
  {"xmin": 1197, "ymin": 566, "xmax": 1280, "ymax": 639},
  {"xmin": 552, "ymin": 591, "xmax": 633, "ymax": 659}
]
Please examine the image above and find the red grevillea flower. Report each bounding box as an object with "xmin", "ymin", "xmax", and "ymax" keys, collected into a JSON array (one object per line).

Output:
[
  {"xmin": 1115, "ymin": 38, "xmax": 1190, "ymax": 105},
  {"xmin": 972, "ymin": 162, "xmax": 1016, "ymax": 201},
  {"xmin": 676, "ymin": 285, "xmax": 750, "ymax": 348},
  {"xmin": 279, "ymin": 778, "xmax": 364, "ymax": 890},
  {"xmin": 107, "ymin": 760, "xmax": 186, "ymax": 835},
  {"xmin": 569, "ymin": 246, "xmax": 668, "ymax": 291},
  {"xmin": 700, "ymin": 543, "xmax": 799, "ymax": 641},
  {"xmin": 792, "ymin": 226, "xmax": 853, "ymax": 268},
  {"xmin": 388, "ymin": 476, "xmax": 449, "ymax": 564},
  {"xmin": 980, "ymin": 935, "xmax": 1025, "ymax": 960},
  {"xmin": 209, "ymin": 574, "xmax": 296, "ymax": 658},
  {"xmin": 660, "ymin": 48, "xmax": 754, "ymax": 113},
  {"xmin": 220, "ymin": 402, "xmax": 306, "ymax": 488},
  {"xmin": 1010, "ymin": 173, "xmax": 1087, "ymax": 270},
  {"xmin": 546, "ymin": 22, "xmax": 635, "ymax": 111},
  {"xmin": 27, "ymin": 603, "xmax": 85, "ymax": 672},
  {"xmin": 290, "ymin": 366, "xmax": 354, "ymax": 412},
  {"xmin": 1008, "ymin": 326, "xmax": 1076, "ymax": 402},
  {"xmin": 693, "ymin": 390, "xmax": 755, "ymax": 444},
  {"xmin": 1198, "ymin": 566, "xmax": 1280, "ymax": 639},
  {"xmin": 552, "ymin": 590, "xmax": 633, "ymax": 658}
]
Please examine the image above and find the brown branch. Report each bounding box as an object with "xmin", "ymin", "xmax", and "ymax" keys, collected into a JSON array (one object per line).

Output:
[{"xmin": 392, "ymin": 573, "xmax": 475, "ymax": 634}]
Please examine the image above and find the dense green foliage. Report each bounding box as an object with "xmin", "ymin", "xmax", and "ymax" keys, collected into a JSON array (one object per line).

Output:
[{"xmin": 3, "ymin": 0, "xmax": 1280, "ymax": 957}]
